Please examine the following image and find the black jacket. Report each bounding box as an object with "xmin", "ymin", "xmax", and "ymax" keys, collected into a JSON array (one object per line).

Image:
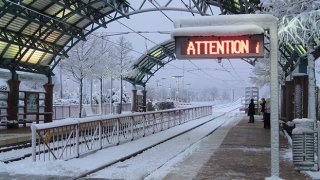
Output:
[{"xmin": 248, "ymin": 102, "xmax": 255, "ymax": 116}]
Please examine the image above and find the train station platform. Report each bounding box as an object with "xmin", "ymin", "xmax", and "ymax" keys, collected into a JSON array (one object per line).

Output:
[{"xmin": 163, "ymin": 116, "xmax": 311, "ymax": 180}]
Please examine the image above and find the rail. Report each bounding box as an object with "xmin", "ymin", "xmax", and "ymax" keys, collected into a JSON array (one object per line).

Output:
[{"xmin": 31, "ymin": 106, "xmax": 212, "ymax": 162}]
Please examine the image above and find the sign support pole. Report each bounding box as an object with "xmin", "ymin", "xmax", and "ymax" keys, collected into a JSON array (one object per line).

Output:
[{"xmin": 269, "ymin": 20, "xmax": 280, "ymax": 178}]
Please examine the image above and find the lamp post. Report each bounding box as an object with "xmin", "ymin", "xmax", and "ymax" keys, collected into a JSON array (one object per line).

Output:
[
  {"xmin": 155, "ymin": 79, "xmax": 160, "ymax": 100},
  {"xmin": 172, "ymin": 75, "xmax": 183, "ymax": 102},
  {"xmin": 110, "ymin": 76, "xmax": 113, "ymax": 114},
  {"xmin": 168, "ymin": 84, "xmax": 172, "ymax": 100},
  {"xmin": 161, "ymin": 78, "xmax": 166, "ymax": 100},
  {"xmin": 185, "ymin": 83, "xmax": 191, "ymax": 102}
]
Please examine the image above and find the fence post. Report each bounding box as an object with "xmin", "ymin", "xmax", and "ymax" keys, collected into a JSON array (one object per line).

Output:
[
  {"xmin": 161, "ymin": 112, "xmax": 164, "ymax": 131},
  {"xmin": 173, "ymin": 112, "xmax": 176, "ymax": 126},
  {"xmin": 99, "ymin": 121, "xmax": 102, "ymax": 149},
  {"xmin": 175, "ymin": 111, "xmax": 178, "ymax": 126},
  {"xmin": 143, "ymin": 115, "xmax": 146, "ymax": 137},
  {"xmin": 76, "ymin": 124, "xmax": 80, "ymax": 157},
  {"xmin": 31, "ymin": 124, "xmax": 37, "ymax": 162},
  {"xmin": 131, "ymin": 117, "xmax": 134, "ymax": 141},
  {"xmin": 117, "ymin": 118, "xmax": 120, "ymax": 145},
  {"xmin": 192, "ymin": 109, "xmax": 194, "ymax": 119},
  {"xmin": 152, "ymin": 114, "xmax": 156, "ymax": 134}
]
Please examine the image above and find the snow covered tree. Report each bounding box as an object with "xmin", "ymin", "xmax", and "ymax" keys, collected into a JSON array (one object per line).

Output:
[
  {"xmin": 251, "ymin": 58, "xmax": 270, "ymax": 87},
  {"xmin": 261, "ymin": 0, "xmax": 320, "ymax": 120},
  {"xmin": 109, "ymin": 36, "xmax": 133, "ymax": 113},
  {"xmin": 146, "ymin": 86, "xmax": 156, "ymax": 101},
  {"xmin": 278, "ymin": 10, "xmax": 320, "ymax": 121},
  {"xmin": 88, "ymin": 33, "xmax": 113, "ymax": 105},
  {"xmin": 200, "ymin": 86, "xmax": 219, "ymax": 101},
  {"xmin": 61, "ymin": 34, "xmax": 107, "ymax": 117},
  {"xmin": 260, "ymin": 0, "xmax": 319, "ymax": 19}
]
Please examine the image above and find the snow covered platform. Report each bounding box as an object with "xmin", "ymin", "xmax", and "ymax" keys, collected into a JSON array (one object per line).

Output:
[{"xmin": 163, "ymin": 117, "xmax": 310, "ymax": 179}]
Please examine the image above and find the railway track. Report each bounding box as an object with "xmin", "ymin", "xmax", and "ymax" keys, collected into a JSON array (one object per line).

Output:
[
  {"xmin": 0, "ymin": 141, "xmax": 31, "ymax": 153},
  {"xmin": 0, "ymin": 141, "xmax": 32, "ymax": 163},
  {"xmin": 73, "ymin": 105, "xmax": 240, "ymax": 179}
]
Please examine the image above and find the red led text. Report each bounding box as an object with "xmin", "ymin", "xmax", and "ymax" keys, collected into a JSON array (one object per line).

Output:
[{"xmin": 186, "ymin": 40, "xmax": 253, "ymax": 55}]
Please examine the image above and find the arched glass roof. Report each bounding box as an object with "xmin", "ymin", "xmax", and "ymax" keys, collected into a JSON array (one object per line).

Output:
[
  {"xmin": 0, "ymin": 0, "xmax": 318, "ymax": 83},
  {"xmin": 125, "ymin": 40, "xmax": 175, "ymax": 86},
  {"xmin": 0, "ymin": 0, "xmax": 261, "ymax": 76},
  {"xmin": 0, "ymin": 0, "xmax": 130, "ymax": 75}
]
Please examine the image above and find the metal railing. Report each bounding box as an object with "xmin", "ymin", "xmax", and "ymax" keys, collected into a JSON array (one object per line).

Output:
[{"xmin": 31, "ymin": 106, "xmax": 212, "ymax": 161}]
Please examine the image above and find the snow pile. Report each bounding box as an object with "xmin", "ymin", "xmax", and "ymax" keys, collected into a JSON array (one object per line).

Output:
[{"xmin": 292, "ymin": 118, "xmax": 314, "ymax": 134}]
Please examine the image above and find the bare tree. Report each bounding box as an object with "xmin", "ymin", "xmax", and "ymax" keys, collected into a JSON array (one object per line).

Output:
[
  {"xmin": 200, "ymin": 86, "xmax": 219, "ymax": 101},
  {"xmin": 89, "ymin": 34, "xmax": 113, "ymax": 106},
  {"xmin": 146, "ymin": 86, "xmax": 156, "ymax": 101},
  {"xmin": 110, "ymin": 36, "xmax": 133, "ymax": 113},
  {"xmin": 61, "ymin": 34, "xmax": 105, "ymax": 117}
]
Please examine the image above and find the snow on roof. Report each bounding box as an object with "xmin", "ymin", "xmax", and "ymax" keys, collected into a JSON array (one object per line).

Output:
[
  {"xmin": 174, "ymin": 14, "xmax": 277, "ymax": 29},
  {"xmin": 171, "ymin": 25, "xmax": 264, "ymax": 38}
]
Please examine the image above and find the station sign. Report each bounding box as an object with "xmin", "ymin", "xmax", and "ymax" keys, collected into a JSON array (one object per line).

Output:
[{"xmin": 175, "ymin": 34, "xmax": 264, "ymax": 59}]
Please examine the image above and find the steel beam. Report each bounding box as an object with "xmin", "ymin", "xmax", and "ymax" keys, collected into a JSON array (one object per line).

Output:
[{"xmin": 4, "ymin": 2, "xmax": 85, "ymax": 40}]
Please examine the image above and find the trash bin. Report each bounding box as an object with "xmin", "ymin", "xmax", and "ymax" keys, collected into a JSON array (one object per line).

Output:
[
  {"xmin": 292, "ymin": 118, "xmax": 315, "ymax": 171},
  {"xmin": 113, "ymin": 102, "xmax": 121, "ymax": 114}
]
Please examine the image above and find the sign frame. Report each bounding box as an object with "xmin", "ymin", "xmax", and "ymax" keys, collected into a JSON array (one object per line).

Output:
[{"xmin": 175, "ymin": 34, "xmax": 264, "ymax": 59}]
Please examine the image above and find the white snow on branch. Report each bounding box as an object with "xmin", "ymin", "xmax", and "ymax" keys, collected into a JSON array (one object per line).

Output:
[{"xmin": 278, "ymin": 10, "xmax": 320, "ymax": 46}]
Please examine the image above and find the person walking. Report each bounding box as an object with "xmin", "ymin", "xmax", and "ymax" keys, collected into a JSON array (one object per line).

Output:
[{"xmin": 248, "ymin": 98, "xmax": 255, "ymax": 123}]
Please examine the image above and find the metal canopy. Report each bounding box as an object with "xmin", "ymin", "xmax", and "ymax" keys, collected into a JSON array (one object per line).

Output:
[
  {"xmin": 0, "ymin": 0, "xmax": 130, "ymax": 75},
  {"xmin": 0, "ymin": 0, "xmax": 263, "ymax": 77},
  {"xmin": 0, "ymin": 0, "xmax": 318, "ymax": 83},
  {"xmin": 125, "ymin": 40, "xmax": 175, "ymax": 86}
]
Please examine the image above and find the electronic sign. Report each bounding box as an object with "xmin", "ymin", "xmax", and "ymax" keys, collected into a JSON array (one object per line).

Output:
[{"xmin": 175, "ymin": 34, "xmax": 264, "ymax": 59}]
